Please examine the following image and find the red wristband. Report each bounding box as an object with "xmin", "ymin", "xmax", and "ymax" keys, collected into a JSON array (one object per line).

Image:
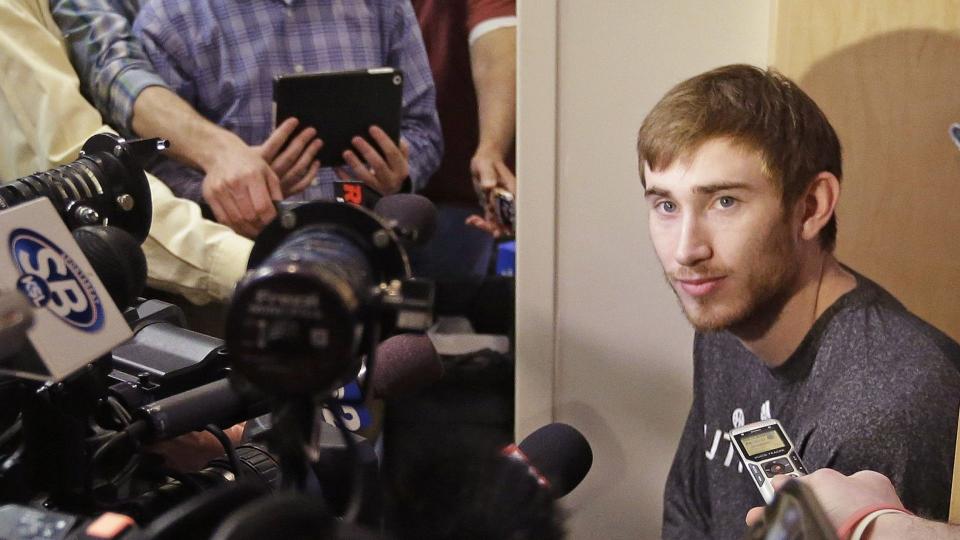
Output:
[{"xmin": 835, "ymin": 504, "xmax": 913, "ymax": 540}]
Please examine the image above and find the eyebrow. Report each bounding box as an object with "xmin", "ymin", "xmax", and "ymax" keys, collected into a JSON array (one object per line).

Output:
[{"xmin": 644, "ymin": 182, "xmax": 752, "ymax": 198}]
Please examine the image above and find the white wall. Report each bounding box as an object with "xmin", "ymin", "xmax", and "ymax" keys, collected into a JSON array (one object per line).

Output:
[{"xmin": 516, "ymin": 2, "xmax": 771, "ymax": 538}]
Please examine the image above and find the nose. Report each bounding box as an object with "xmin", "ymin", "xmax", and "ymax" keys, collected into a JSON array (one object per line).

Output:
[{"xmin": 674, "ymin": 214, "xmax": 712, "ymax": 267}]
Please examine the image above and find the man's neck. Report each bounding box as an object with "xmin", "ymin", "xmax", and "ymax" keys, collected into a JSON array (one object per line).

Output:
[{"xmin": 732, "ymin": 254, "xmax": 857, "ymax": 368}]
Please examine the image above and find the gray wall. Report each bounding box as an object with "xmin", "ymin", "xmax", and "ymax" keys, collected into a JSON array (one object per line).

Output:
[{"xmin": 516, "ymin": 2, "xmax": 771, "ymax": 537}]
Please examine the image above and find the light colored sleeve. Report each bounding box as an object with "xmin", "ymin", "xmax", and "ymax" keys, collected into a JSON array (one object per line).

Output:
[
  {"xmin": 0, "ymin": 0, "xmax": 250, "ymax": 304},
  {"xmin": 141, "ymin": 175, "xmax": 252, "ymax": 304},
  {"xmin": 466, "ymin": 0, "xmax": 517, "ymax": 45}
]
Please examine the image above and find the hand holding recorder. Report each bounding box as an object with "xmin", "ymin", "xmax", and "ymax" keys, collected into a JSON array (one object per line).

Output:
[
  {"xmin": 466, "ymin": 155, "xmax": 515, "ymax": 238},
  {"xmin": 730, "ymin": 419, "xmax": 808, "ymax": 504}
]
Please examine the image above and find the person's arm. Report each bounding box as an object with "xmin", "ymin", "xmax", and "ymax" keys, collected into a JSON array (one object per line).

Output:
[
  {"xmin": 745, "ymin": 470, "xmax": 958, "ymax": 540},
  {"xmin": 3, "ymin": 1, "xmax": 251, "ymax": 305},
  {"xmin": 464, "ymin": 24, "xmax": 517, "ymax": 237},
  {"xmin": 376, "ymin": 0, "xmax": 443, "ymax": 193},
  {"xmin": 54, "ymin": 0, "xmax": 319, "ymax": 237},
  {"xmin": 456, "ymin": 1, "xmax": 517, "ymax": 237},
  {"xmin": 131, "ymin": 2, "xmax": 320, "ymax": 237},
  {"xmin": 50, "ymin": 0, "xmax": 168, "ymax": 133},
  {"xmin": 141, "ymin": 174, "xmax": 252, "ymax": 304},
  {"xmin": 469, "ymin": 24, "xmax": 516, "ymax": 194}
]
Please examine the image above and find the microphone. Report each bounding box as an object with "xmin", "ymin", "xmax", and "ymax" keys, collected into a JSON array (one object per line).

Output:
[
  {"xmin": 363, "ymin": 333, "xmax": 442, "ymax": 399},
  {"xmin": 373, "ymin": 193, "xmax": 437, "ymax": 247},
  {"xmin": 383, "ymin": 423, "xmax": 577, "ymax": 539},
  {"xmin": 138, "ymin": 376, "xmax": 271, "ymax": 441},
  {"xmin": 138, "ymin": 335, "xmax": 442, "ymax": 441},
  {"xmin": 505, "ymin": 422, "xmax": 593, "ymax": 498}
]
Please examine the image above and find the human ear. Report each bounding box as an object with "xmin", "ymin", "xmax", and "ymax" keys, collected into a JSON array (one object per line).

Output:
[{"xmin": 798, "ymin": 172, "xmax": 841, "ymax": 242}]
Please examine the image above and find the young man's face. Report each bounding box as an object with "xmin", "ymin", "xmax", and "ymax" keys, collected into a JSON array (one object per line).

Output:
[{"xmin": 643, "ymin": 138, "xmax": 802, "ymax": 332}]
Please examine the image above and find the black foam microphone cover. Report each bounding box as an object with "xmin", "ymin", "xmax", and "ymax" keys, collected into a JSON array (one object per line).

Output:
[
  {"xmin": 518, "ymin": 422, "xmax": 593, "ymax": 498},
  {"xmin": 368, "ymin": 333, "xmax": 442, "ymax": 399},
  {"xmin": 72, "ymin": 225, "xmax": 147, "ymax": 310},
  {"xmin": 373, "ymin": 193, "xmax": 437, "ymax": 246},
  {"xmin": 209, "ymin": 491, "xmax": 335, "ymax": 540}
]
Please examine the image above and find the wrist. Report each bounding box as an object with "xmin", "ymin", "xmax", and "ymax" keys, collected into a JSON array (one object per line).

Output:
[
  {"xmin": 862, "ymin": 511, "xmax": 916, "ymax": 539},
  {"xmin": 838, "ymin": 505, "xmax": 913, "ymax": 540},
  {"xmin": 474, "ymin": 141, "xmax": 510, "ymax": 161},
  {"xmin": 194, "ymin": 128, "xmax": 247, "ymax": 173}
]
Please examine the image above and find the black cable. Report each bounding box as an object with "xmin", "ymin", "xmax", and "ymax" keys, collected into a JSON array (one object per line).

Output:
[
  {"xmin": 91, "ymin": 422, "xmax": 144, "ymax": 466},
  {"xmin": 107, "ymin": 453, "xmax": 141, "ymax": 487},
  {"xmin": 106, "ymin": 396, "xmax": 133, "ymax": 426},
  {"xmin": 0, "ymin": 415, "xmax": 22, "ymax": 449},
  {"xmin": 352, "ymin": 324, "xmax": 381, "ymax": 406},
  {"xmin": 328, "ymin": 401, "xmax": 364, "ymax": 524},
  {"xmin": 204, "ymin": 424, "xmax": 242, "ymax": 480},
  {"xmin": 161, "ymin": 467, "xmax": 206, "ymax": 494}
]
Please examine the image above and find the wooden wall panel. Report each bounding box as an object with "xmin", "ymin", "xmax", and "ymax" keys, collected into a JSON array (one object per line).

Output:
[{"xmin": 772, "ymin": 0, "xmax": 960, "ymax": 341}]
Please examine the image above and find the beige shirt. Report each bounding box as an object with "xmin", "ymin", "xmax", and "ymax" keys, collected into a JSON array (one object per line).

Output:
[{"xmin": 0, "ymin": 0, "xmax": 252, "ymax": 304}]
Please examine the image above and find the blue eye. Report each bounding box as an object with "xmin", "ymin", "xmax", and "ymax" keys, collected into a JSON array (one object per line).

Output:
[
  {"xmin": 718, "ymin": 196, "xmax": 736, "ymax": 208},
  {"xmin": 658, "ymin": 201, "xmax": 677, "ymax": 213}
]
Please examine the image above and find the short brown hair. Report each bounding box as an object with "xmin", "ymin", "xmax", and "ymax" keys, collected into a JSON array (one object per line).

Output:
[{"xmin": 637, "ymin": 64, "xmax": 842, "ymax": 251}]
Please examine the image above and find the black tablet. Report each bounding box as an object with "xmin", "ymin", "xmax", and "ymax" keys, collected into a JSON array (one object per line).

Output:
[{"xmin": 273, "ymin": 67, "xmax": 404, "ymax": 168}]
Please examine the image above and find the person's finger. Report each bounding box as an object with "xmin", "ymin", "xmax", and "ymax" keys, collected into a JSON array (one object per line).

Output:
[
  {"xmin": 493, "ymin": 160, "xmax": 517, "ymax": 193},
  {"xmin": 465, "ymin": 214, "xmax": 502, "ymax": 237},
  {"xmin": 351, "ymin": 135, "xmax": 389, "ymax": 179},
  {"xmin": 285, "ymin": 160, "xmax": 320, "ymax": 197},
  {"xmin": 334, "ymin": 166, "xmax": 353, "ymax": 181},
  {"xmin": 342, "ymin": 149, "xmax": 377, "ymax": 187},
  {"xmin": 368, "ymin": 125, "xmax": 404, "ymax": 172},
  {"xmin": 206, "ymin": 197, "xmax": 229, "ymax": 231},
  {"xmin": 744, "ymin": 506, "xmax": 765, "ymax": 526},
  {"xmin": 259, "ymin": 117, "xmax": 300, "ymax": 161},
  {"xmin": 473, "ymin": 160, "xmax": 498, "ymax": 191},
  {"xmin": 205, "ymin": 182, "xmax": 242, "ymax": 228},
  {"xmin": 217, "ymin": 181, "xmax": 262, "ymax": 238},
  {"xmin": 769, "ymin": 475, "xmax": 792, "ymax": 491},
  {"xmin": 246, "ymin": 180, "xmax": 277, "ymax": 228},
  {"xmin": 263, "ymin": 166, "xmax": 283, "ymax": 202},
  {"xmin": 272, "ymin": 127, "xmax": 317, "ymax": 177},
  {"xmin": 218, "ymin": 193, "xmax": 256, "ymax": 237},
  {"xmin": 281, "ymin": 139, "xmax": 323, "ymax": 188}
]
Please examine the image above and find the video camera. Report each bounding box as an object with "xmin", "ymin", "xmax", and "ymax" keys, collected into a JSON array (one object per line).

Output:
[{"xmin": 0, "ymin": 134, "xmax": 437, "ymax": 538}]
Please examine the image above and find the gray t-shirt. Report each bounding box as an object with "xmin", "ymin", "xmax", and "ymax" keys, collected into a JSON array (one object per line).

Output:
[{"xmin": 662, "ymin": 272, "xmax": 960, "ymax": 540}]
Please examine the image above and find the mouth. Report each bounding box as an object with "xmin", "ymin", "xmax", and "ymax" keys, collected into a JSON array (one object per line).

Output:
[{"xmin": 675, "ymin": 276, "xmax": 725, "ymax": 297}]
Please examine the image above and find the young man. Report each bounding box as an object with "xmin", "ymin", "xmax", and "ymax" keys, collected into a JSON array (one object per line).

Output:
[{"xmin": 637, "ymin": 64, "xmax": 960, "ymax": 539}]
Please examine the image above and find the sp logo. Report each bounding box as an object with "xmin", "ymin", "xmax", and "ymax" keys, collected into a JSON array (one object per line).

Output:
[{"xmin": 9, "ymin": 229, "xmax": 104, "ymax": 332}]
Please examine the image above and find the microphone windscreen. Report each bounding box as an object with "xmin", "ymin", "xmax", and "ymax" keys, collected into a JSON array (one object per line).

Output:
[
  {"xmin": 373, "ymin": 194, "xmax": 437, "ymax": 246},
  {"xmin": 518, "ymin": 423, "xmax": 593, "ymax": 498},
  {"xmin": 370, "ymin": 333, "xmax": 442, "ymax": 399},
  {"xmin": 72, "ymin": 225, "xmax": 147, "ymax": 310}
]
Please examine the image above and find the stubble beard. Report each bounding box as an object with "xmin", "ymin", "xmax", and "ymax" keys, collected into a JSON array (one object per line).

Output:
[{"xmin": 667, "ymin": 224, "xmax": 801, "ymax": 334}]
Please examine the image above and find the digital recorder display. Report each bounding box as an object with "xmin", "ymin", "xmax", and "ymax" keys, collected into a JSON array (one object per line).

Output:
[{"xmin": 739, "ymin": 427, "xmax": 786, "ymax": 458}]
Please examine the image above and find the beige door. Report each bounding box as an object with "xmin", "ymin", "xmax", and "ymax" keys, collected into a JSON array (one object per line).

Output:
[{"xmin": 772, "ymin": 0, "xmax": 960, "ymax": 342}]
